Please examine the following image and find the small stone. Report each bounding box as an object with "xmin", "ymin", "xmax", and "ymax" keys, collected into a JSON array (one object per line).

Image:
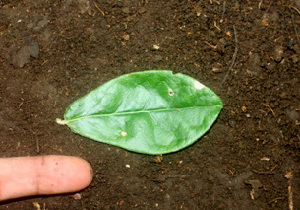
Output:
[
  {"xmin": 242, "ymin": 106, "xmax": 247, "ymax": 112},
  {"xmin": 286, "ymin": 38, "xmax": 294, "ymax": 49},
  {"xmin": 138, "ymin": 7, "xmax": 147, "ymax": 14},
  {"xmin": 286, "ymin": 109, "xmax": 299, "ymax": 121},
  {"xmin": 245, "ymin": 179, "xmax": 263, "ymax": 189},
  {"xmin": 273, "ymin": 45, "xmax": 284, "ymax": 62},
  {"xmin": 11, "ymin": 38, "xmax": 39, "ymax": 67},
  {"xmin": 152, "ymin": 44, "xmax": 160, "ymax": 50},
  {"xmin": 262, "ymin": 15, "xmax": 270, "ymax": 24},
  {"xmin": 246, "ymin": 52, "xmax": 262, "ymax": 75},
  {"xmin": 154, "ymin": 155, "xmax": 163, "ymax": 163},
  {"xmin": 228, "ymin": 120, "xmax": 236, "ymax": 127},
  {"xmin": 123, "ymin": 34, "xmax": 130, "ymax": 41},
  {"xmin": 279, "ymin": 92, "xmax": 288, "ymax": 99},
  {"xmin": 116, "ymin": 1, "xmax": 123, "ymax": 7},
  {"xmin": 249, "ymin": 52, "xmax": 261, "ymax": 66},
  {"xmin": 27, "ymin": 22, "xmax": 35, "ymax": 29},
  {"xmin": 78, "ymin": 0, "xmax": 91, "ymax": 14},
  {"xmin": 285, "ymin": 171, "xmax": 293, "ymax": 179},
  {"xmin": 122, "ymin": 7, "xmax": 130, "ymax": 14},
  {"xmin": 70, "ymin": 193, "xmax": 82, "ymax": 200},
  {"xmin": 153, "ymin": 55, "xmax": 162, "ymax": 62},
  {"xmin": 290, "ymin": 54, "xmax": 298, "ymax": 63},
  {"xmin": 37, "ymin": 19, "xmax": 48, "ymax": 28},
  {"xmin": 218, "ymin": 38, "xmax": 227, "ymax": 47}
]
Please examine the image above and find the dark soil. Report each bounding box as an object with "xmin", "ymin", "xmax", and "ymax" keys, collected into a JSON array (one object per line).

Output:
[{"xmin": 0, "ymin": 0, "xmax": 299, "ymax": 209}]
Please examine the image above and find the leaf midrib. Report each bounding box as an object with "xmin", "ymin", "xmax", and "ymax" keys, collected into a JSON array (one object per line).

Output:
[{"xmin": 66, "ymin": 104, "xmax": 222, "ymax": 123}]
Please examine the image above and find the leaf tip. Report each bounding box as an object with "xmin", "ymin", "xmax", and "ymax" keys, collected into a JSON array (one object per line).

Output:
[{"xmin": 56, "ymin": 118, "xmax": 68, "ymax": 125}]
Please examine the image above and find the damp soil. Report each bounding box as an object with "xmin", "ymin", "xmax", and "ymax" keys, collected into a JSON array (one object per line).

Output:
[{"xmin": 0, "ymin": 0, "xmax": 299, "ymax": 209}]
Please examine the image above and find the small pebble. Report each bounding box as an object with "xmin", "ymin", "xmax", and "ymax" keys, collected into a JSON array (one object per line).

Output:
[
  {"xmin": 279, "ymin": 92, "xmax": 287, "ymax": 99},
  {"xmin": 153, "ymin": 55, "xmax": 162, "ymax": 62},
  {"xmin": 11, "ymin": 38, "xmax": 39, "ymax": 67},
  {"xmin": 138, "ymin": 7, "xmax": 147, "ymax": 14},
  {"xmin": 290, "ymin": 54, "xmax": 298, "ymax": 63},
  {"xmin": 242, "ymin": 106, "xmax": 247, "ymax": 112},
  {"xmin": 246, "ymin": 52, "xmax": 262, "ymax": 75},
  {"xmin": 122, "ymin": 7, "xmax": 130, "ymax": 14},
  {"xmin": 154, "ymin": 155, "xmax": 163, "ymax": 163},
  {"xmin": 70, "ymin": 193, "xmax": 82, "ymax": 200},
  {"xmin": 152, "ymin": 44, "xmax": 160, "ymax": 50},
  {"xmin": 245, "ymin": 179, "xmax": 263, "ymax": 189},
  {"xmin": 123, "ymin": 34, "xmax": 130, "ymax": 41},
  {"xmin": 286, "ymin": 109, "xmax": 299, "ymax": 121},
  {"xmin": 273, "ymin": 45, "xmax": 284, "ymax": 62}
]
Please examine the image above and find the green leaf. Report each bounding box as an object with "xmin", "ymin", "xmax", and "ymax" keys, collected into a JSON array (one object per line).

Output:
[{"xmin": 57, "ymin": 70, "xmax": 223, "ymax": 155}]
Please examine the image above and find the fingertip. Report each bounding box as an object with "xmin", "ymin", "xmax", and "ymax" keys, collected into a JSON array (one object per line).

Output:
[
  {"xmin": 66, "ymin": 156, "xmax": 93, "ymax": 191},
  {"xmin": 37, "ymin": 156, "xmax": 93, "ymax": 194},
  {"xmin": 0, "ymin": 155, "xmax": 93, "ymax": 201}
]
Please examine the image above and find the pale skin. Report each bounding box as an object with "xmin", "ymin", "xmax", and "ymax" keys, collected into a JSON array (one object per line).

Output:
[{"xmin": 0, "ymin": 155, "xmax": 92, "ymax": 201}]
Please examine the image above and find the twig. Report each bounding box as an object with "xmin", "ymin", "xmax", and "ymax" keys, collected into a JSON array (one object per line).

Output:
[
  {"xmin": 268, "ymin": 197, "xmax": 285, "ymax": 205},
  {"xmin": 0, "ymin": 25, "xmax": 7, "ymax": 30},
  {"xmin": 258, "ymin": 0, "xmax": 263, "ymax": 10},
  {"xmin": 288, "ymin": 186, "xmax": 293, "ymax": 210},
  {"xmin": 265, "ymin": 2, "xmax": 273, "ymax": 13},
  {"xmin": 223, "ymin": 167, "xmax": 234, "ymax": 176},
  {"xmin": 252, "ymin": 169, "xmax": 275, "ymax": 175},
  {"xmin": 290, "ymin": 9, "xmax": 300, "ymax": 48},
  {"xmin": 192, "ymin": 4, "xmax": 201, "ymax": 17},
  {"xmin": 94, "ymin": 2, "xmax": 105, "ymax": 16},
  {"xmin": 220, "ymin": 1, "xmax": 226, "ymax": 23},
  {"xmin": 220, "ymin": 25, "xmax": 238, "ymax": 86},
  {"xmin": 152, "ymin": 175, "xmax": 190, "ymax": 182},
  {"xmin": 285, "ymin": 172, "xmax": 293, "ymax": 210},
  {"xmin": 205, "ymin": 41, "xmax": 217, "ymax": 49},
  {"xmin": 36, "ymin": 139, "xmax": 40, "ymax": 153},
  {"xmin": 290, "ymin": 6, "xmax": 300, "ymax": 15},
  {"xmin": 214, "ymin": 21, "xmax": 221, "ymax": 31},
  {"xmin": 262, "ymin": 103, "xmax": 275, "ymax": 117}
]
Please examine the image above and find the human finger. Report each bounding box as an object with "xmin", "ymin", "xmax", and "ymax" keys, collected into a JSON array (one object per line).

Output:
[{"xmin": 0, "ymin": 155, "xmax": 92, "ymax": 201}]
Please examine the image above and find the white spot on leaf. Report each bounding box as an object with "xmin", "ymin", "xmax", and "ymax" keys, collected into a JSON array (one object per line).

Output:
[
  {"xmin": 168, "ymin": 88, "xmax": 174, "ymax": 96},
  {"xmin": 194, "ymin": 81, "xmax": 205, "ymax": 90},
  {"xmin": 121, "ymin": 131, "xmax": 128, "ymax": 137}
]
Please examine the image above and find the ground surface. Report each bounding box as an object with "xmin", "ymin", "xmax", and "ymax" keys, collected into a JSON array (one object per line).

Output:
[{"xmin": 0, "ymin": 0, "xmax": 299, "ymax": 209}]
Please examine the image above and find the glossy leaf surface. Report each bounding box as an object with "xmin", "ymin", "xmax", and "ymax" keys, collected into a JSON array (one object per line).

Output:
[{"xmin": 59, "ymin": 70, "xmax": 223, "ymax": 154}]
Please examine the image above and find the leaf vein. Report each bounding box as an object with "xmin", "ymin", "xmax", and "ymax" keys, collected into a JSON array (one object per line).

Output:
[{"xmin": 66, "ymin": 105, "xmax": 222, "ymax": 123}]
